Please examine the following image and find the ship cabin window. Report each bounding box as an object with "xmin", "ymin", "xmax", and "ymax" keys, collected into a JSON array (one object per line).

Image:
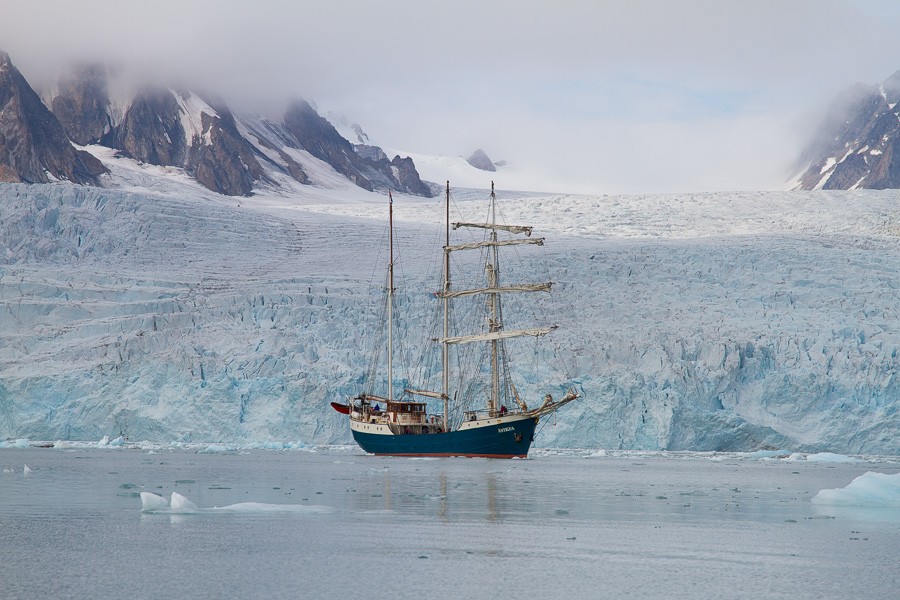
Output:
[{"xmin": 387, "ymin": 402, "xmax": 426, "ymax": 414}]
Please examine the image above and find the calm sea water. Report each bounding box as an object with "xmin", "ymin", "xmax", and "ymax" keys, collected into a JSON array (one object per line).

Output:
[{"xmin": 1, "ymin": 447, "xmax": 897, "ymax": 599}]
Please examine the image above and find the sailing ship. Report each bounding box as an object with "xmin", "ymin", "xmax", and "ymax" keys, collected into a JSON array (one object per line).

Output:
[{"xmin": 331, "ymin": 182, "xmax": 578, "ymax": 458}]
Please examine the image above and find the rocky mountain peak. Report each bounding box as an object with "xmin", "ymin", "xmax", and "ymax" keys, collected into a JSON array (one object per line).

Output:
[
  {"xmin": 283, "ymin": 98, "xmax": 434, "ymax": 196},
  {"xmin": 467, "ymin": 148, "xmax": 496, "ymax": 172},
  {"xmin": 793, "ymin": 71, "xmax": 900, "ymax": 190},
  {"xmin": 114, "ymin": 86, "xmax": 186, "ymax": 167},
  {"xmin": 0, "ymin": 50, "xmax": 106, "ymax": 185},
  {"xmin": 51, "ymin": 62, "xmax": 112, "ymax": 146},
  {"xmin": 882, "ymin": 70, "xmax": 900, "ymax": 104}
]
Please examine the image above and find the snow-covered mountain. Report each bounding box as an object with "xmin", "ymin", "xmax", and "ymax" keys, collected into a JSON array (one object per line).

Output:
[
  {"xmin": 1, "ymin": 171, "xmax": 897, "ymax": 453},
  {"xmin": 793, "ymin": 71, "xmax": 900, "ymax": 190},
  {"xmin": 0, "ymin": 51, "xmax": 433, "ymax": 198}
]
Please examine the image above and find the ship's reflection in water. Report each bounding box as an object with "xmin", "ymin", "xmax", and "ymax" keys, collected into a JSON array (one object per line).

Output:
[{"xmin": 358, "ymin": 463, "xmax": 515, "ymax": 523}]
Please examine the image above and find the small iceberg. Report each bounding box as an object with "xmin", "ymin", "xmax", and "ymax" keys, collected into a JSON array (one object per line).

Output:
[
  {"xmin": 804, "ymin": 452, "xmax": 860, "ymax": 463},
  {"xmin": 140, "ymin": 492, "xmax": 170, "ymax": 512},
  {"xmin": 812, "ymin": 472, "xmax": 900, "ymax": 507},
  {"xmin": 197, "ymin": 444, "xmax": 236, "ymax": 454},
  {"xmin": 170, "ymin": 491, "xmax": 198, "ymax": 512},
  {"xmin": 23, "ymin": 464, "xmax": 32, "ymax": 474}
]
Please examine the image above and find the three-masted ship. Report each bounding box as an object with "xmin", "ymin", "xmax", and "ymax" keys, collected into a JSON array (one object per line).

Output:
[{"xmin": 331, "ymin": 182, "xmax": 578, "ymax": 458}]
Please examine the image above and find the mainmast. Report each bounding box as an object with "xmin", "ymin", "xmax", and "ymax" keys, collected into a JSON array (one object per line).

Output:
[
  {"xmin": 488, "ymin": 182, "xmax": 501, "ymax": 414},
  {"xmin": 442, "ymin": 182, "xmax": 450, "ymax": 431},
  {"xmin": 388, "ymin": 191, "xmax": 394, "ymax": 402}
]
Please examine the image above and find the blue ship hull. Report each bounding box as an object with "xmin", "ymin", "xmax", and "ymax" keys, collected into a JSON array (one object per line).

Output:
[{"xmin": 351, "ymin": 416, "xmax": 539, "ymax": 458}]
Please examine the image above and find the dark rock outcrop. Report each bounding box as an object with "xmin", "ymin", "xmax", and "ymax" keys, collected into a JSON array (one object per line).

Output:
[
  {"xmin": 113, "ymin": 86, "xmax": 186, "ymax": 167},
  {"xmin": 467, "ymin": 148, "xmax": 496, "ymax": 172},
  {"xmin": 51, "ymin": 63, "xmax": 112, "ymax": 145},
  {"xmin": 283, "ymin": 99, "xmax": 433, "ymax": 196},
  {"xmin": 390, "ymin": 155, "xmax": 432, "ymax": 197},
  {"xmin": 0, "ymin": 51, "xmax": 106, "ymax": 185},
  {"xmin": 794, "ymin": 71, "xmax": 900, "ymax": 190},
  {"xmin": 237, "ymin": 115, "xmax": 310, "ymax": 185},
  {"xmin": 110, "ymin": 89, "xmax": 272, "ymax": 195},
  {"xmin": 186, "ymin": 97, "xmax": 269, "ymax": 196},
  {"xmin": 354, "ymin": 144, "xmax": 388, "ymax": 162},
  {"xmin": 284, "ymin": 99, "xmax": 375, "ymax": 191}
]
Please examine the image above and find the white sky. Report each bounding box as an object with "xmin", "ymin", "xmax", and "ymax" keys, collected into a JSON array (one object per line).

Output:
[{"xmin": 4, "ymin": 0, "xmax": 900, "ymax": 194}]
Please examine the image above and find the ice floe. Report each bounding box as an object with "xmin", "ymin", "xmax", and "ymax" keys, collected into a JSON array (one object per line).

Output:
[
  {"xmin": 811, "ymin": 471, "xmax": 900, "ymax": 507},
  {"xmin": 140, "ymin": 491, "xmax": 333, "ymax": 515}
]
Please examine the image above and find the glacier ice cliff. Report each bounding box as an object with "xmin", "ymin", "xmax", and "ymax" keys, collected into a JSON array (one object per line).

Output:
[{"xmin": 0, "ymin": 183, "xmax": 897, "ymax": 453}]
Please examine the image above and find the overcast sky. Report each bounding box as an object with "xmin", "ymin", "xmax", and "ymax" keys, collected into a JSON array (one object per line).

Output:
[{"xmin": 4, "ymin": 0, "xmax": 900, "ymax": 193}]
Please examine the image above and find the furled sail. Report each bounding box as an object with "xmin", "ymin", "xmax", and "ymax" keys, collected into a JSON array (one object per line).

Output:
[
  {"xmin": 452, "ymin": 222, "xmax": 533, "ymax": 236},
  {"xmin": 441, "ymin": 326, "xmax": 557, "ymax": 345},
  {"xmin": 446, "ymin": 238, "xmax": 544, "ymax": 252},
  {"xmin": 438, "ymin": 282, "xmax": 552, "ymax": 300}
]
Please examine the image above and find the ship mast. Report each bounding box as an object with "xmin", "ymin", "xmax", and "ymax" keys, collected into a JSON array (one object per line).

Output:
[
  {"xmin": 388, "ymin": 191, "xmax": 394, "ymax": 402},
  {"xmin": 442, "ymin": 182, "xmax": 450, "ymax": 431},
  {"xmin": 488, "ymin": 182, "xmax": 500, "ymax": 414}
]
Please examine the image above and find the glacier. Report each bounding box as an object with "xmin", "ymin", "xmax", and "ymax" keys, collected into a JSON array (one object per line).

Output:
[{"xmin": 0, "ymin": 180, "xmax": 898, "ymax": 453}]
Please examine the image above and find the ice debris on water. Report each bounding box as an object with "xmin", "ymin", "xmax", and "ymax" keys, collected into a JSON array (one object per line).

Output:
[
  {"xmin": 140, "ymin": 491, "xmax": 334, "ymax": 515},
  {"xmin": 789, "ymin": 452, "xmax": 860, "ymax": 463},
  {"xmin": 0, "ymin": 439, "xmax": 32, "ymax": 449}
]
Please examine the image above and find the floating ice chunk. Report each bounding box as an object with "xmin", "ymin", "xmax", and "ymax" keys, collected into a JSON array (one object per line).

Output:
[
  {"xmin": 197, "ymin": 444, "xmax": 235, "ymax": 454},
  {"xmin": 98, "ymin": 435, "xmax": 110, "ymax": 446},
  {"xmin": 140, "ymin": 492, "xmax": 169, "ymax": 512},
  {"xmin": 785, "ymin": 452, "xmax": 859, "ymax": 462},
  {"xmin": 812, "ymin": 472, "xmax": 900, "ymax": 507},
  {"xmin": 109, "ymin": 436, "xmax": 125, "ymax": 447},
  {"xmin": 805, "ymin": 452, "xmax": 860, "ymax": 463},
  {"xmin": 139, "ymin": 491, "xmax": 332, "ymax": 515},
  {"xmin": 0, "ymin": 439, "xmax": 31, "ymax": 449},
  {"xmin": 742, "ymin": 450, "xmax": 790, "ymax": 460},
  {"xmin": 210, "ymin": 502, "xmax": 334, "ymax": 514},
  {"xmin": 23, "ymin": 464, "xmax": 32, "ymax": 474},
  {"xmin": 170, "ymin": 492, "xmax": 198, "ymax": 512}
]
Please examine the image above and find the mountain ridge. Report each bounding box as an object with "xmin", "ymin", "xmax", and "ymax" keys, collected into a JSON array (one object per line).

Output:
[{"xmin": 0, "ymin": 51, "xmax": 433, "ymax": 198}]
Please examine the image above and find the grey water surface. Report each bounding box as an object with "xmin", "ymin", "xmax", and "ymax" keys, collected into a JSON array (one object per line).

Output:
[{"xmin": 1, "ymin": 447, "xmax": 897, "ymax": 599}]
